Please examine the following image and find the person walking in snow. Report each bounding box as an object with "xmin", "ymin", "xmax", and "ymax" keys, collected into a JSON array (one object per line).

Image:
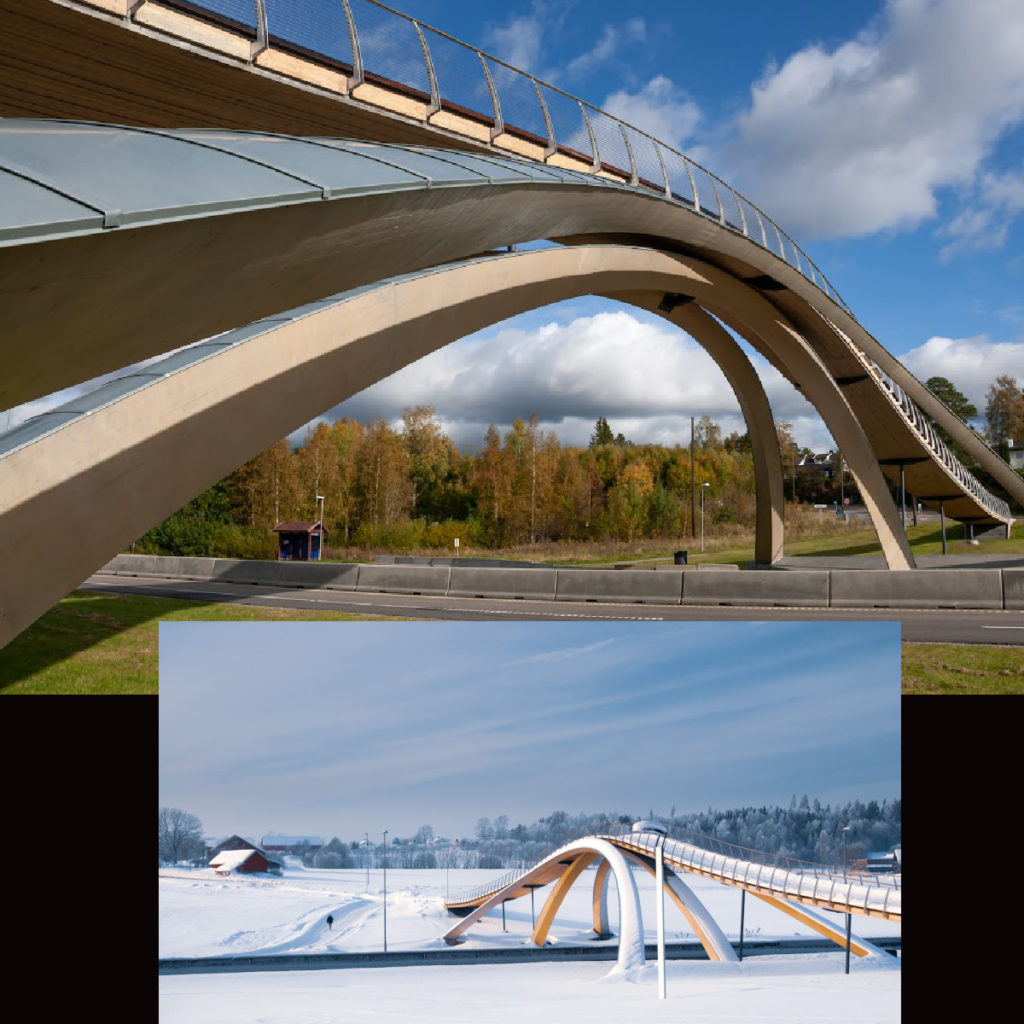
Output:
[{"xmin": 327, "ymin": 914, "xmax": 334, "ymax": 931}]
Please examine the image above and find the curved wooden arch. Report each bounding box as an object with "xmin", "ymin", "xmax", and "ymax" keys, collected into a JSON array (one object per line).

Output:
[
  {"xmin": 443, "ymin": 837, "xmax": 644, "ymax": 970},
  {"xmin": 1, "ymin": 244, "xmax": 921, "ymax": 645}
]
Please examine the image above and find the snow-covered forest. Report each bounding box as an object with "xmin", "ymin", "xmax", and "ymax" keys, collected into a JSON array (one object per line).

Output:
[{"xmin": 265, "ymin": 796, "xmax": 900, "ymax": 872}]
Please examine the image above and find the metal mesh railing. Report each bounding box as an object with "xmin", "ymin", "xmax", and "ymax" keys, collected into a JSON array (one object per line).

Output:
[
  {"xmin": 609, "ymin": 827, "xmax": 900, "ymax": 919},
  {"xmin": 865, "ymin": 362, "xmax": 1012, "ymax": 520},
  {"xmin": 446, "ymin": 826, "xmax": 900, "ymax": 920},
  {"xmin": 123, "ymin": 0, "xmax": 1012, "ymax": 523},
  {"xmin": 169, "ymin": 0, "xmax": 855, "ymax": 312}
]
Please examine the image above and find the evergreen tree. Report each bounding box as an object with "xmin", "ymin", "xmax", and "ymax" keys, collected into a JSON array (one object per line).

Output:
[{"xmin": 590, "ymin": 416, "xmax": 614, "ymax": 447}]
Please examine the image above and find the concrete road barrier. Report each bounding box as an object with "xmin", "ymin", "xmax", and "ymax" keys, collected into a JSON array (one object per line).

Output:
[
  {"xmin": 999, "ymin": 569, "xmax": 1024, "ymax": 609},
  {"xmin": 449, "ymin": 566, "xmax": 557, "ymax": 601},
  {"xmin": 554, "ymin": 569, "xmax": 683, "ymax": 605},
  {"xmin": 211, "ymin": 559, "xmax": 286, "ymax": 586},
  {"xmin": 355, "ymin": 564, "xmax": 451, "ymax": 595},
  {"xmin": 830, "ymin": 569, "xmax": 1003, "ymax": 609},
  {"xmin": 682, "ymin": 570, "xmax": 830, "ymax": 607},
  {"xmin": 100, "ymin": 553, "xmax": 219, "ymax": 579},
  {"xmin": 277, "ymin": 562, "xmax": 361, "ymax": 590}
]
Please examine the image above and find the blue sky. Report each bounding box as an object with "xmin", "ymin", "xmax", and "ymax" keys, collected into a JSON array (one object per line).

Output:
[
  {"xmin": 7, "ymin": 0, "xmax": 1022, "ymax": 453},
  {"xmin": 159, "ymin": 620, "xmax": 900, "ymax": 842},
  {"xmin": 322, "ymin": 0, "xmax": 1024, "ymax": 451}
]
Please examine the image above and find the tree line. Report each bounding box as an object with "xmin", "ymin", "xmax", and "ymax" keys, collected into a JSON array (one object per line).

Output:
[
  {"xmin": 138, "ymin": 410, "xmax": 829, "ymax": 558},
  {"xmin": 138, "ymin": 372, "xmax": 1023, "ymax": 559},
  {"xmin": 159, "ymin": 796, "xmax": 900, "ymax": 872}
]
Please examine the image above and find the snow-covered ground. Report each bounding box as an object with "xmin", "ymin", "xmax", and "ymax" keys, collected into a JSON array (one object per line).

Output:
[{"xmin": 159, "ymin": 863, "xmax": 900, "ymax": 1022}]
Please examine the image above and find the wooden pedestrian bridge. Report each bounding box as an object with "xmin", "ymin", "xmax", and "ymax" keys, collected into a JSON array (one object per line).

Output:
[
  {"xmin": 443, "ymin": 825, "xmax": 900, "ymax": 970},
  {"xmin": 1, "ymin": 0, "xmax": 1021, "ymax": 647}
]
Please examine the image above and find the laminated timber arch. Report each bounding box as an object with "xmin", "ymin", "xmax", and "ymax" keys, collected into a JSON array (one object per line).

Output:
[
  {"xmin": 1, "ymin": 244, "xmax": 919, "ymax": 647},
  {"xmin": 445, "ymin": 829, "xmax": 899, "ymax": 962},
  {"xmin": 1, "ymin": 123, "xmax": 1016, "ymax": 538},
  {"xmin": 0, "ymin": 245, "xmax": 791, "ymax": 647},
  {"xmin": 443, "ymin": 838, "xmax": 646, "ymax": 971}
]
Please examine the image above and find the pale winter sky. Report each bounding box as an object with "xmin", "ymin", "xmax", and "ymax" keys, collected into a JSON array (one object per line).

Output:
[
  {"xmin": 8, "ymin": 0, "xmax": 1023, "ymax": 452},
  {"xmin": 159, "ymin": 620, "xmax": 901, "ymax": 843}
]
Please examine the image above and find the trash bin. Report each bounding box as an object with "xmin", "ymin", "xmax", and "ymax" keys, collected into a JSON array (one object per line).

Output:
[{"xmin": 673, "ymin": 550, "xmax": 688, "ymax": 566}]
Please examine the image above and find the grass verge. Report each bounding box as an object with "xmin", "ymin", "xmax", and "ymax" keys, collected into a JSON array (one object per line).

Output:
[
  {"xmin": 0, "ymin": 591, "xmax": 402, "ymax": 695},
  {"xmin": 902, "ymin": 643, "xmax": 1024, "ymax": 694}
]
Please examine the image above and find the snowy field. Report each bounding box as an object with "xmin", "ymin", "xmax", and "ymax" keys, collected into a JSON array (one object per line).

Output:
[{"xmin": 159, "ymin": 863, "xmax": 900, "ymax": 1022}]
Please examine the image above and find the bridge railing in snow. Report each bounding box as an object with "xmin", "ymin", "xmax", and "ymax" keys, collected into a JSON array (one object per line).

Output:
[{"xmin": 608, "ymin": 827, "xmax": 901, "ymax": 919}]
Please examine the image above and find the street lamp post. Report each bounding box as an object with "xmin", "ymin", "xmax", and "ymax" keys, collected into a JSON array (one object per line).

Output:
[
  {"xmin": 315, "ymin": 494, "xmax": 325, "ymax": 560},
  {"xmin": 841, "ymin": 826, "xmax": 851, "ymax": 974},
  {"xmin": 365, "ymin": 832, "xmax": 370, "ymax": 893},
  {"xmin": 700, "ymin": 482, "xmax": 710, "ymax": 553},
  {"xmin": 382, "ymin": 829, "xmax": 388, "ymax": 953}
]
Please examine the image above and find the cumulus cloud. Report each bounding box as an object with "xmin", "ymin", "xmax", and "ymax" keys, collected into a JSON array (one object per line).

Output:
[
  {"xmin": 601, "ymin": 76, "xmax": 701, "ymax": 153},
  {"xmin": 319, "ymin": 308, "xmax": 828, "ymax": 450},
  {"xmin": 720, "ymin": 0, "xmax": 1024, "ymax": 240},
  {"xmin": 898, "ymin": 333, "xmax": 1024, "ymax": 410}
]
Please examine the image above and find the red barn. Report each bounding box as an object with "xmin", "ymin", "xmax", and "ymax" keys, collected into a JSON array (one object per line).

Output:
[{"xmin": 209, "ymin": 848, "xmax": 278, "ymax": 875}]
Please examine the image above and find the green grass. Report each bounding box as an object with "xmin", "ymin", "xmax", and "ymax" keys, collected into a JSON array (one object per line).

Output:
[
  {"xmin": 651, "ymin": 520, "xmax": 1024, "ymax": 567},
  {"xmin": 0, "ymin": 591, "xmax": 401, "ymax": 695},
  {"xmin": 902, "ymin": 643, "xmax": 1024, "ymax": 694}
]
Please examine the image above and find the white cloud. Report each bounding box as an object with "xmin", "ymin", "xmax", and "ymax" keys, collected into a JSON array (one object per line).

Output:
[
  {"xmin": 719, "ymin": 0, "xmax": 1024, "ymax": 240},
  {"xmin": 565, "ymin": 19, "xmax": 647, "ymax": 79},
  {"xmin": 601, "ymin": 76, "xmax": 701, "ymax": 154},
  {"xmin": 939, "ymin": 157, "xmax": 1024, "ymax": 258},
  {"xmin": 898, "ymin": 333, "xmax": 1024, "ymax": 410},
  {"xmin": 487, "ymin": 12, "xmax": 545, "ymax": 73},
  {"xmin": 323, "ymin": 308, "xmax": 829, "ymax": 451}
]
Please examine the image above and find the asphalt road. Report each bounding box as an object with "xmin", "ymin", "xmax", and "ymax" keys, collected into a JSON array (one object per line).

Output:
[{"xmin": 82, "ymin": 575, "xmax": 1024, "ymax": 645}]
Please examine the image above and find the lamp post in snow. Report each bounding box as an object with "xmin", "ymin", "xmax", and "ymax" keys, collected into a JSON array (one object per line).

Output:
[{"xmin": 382, "ymin": 829, "xmax": 388, "ymax": 953}]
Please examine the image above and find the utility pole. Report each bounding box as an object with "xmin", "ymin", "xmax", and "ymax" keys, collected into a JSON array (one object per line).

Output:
[{"xmin": 690, "ymin": 416, "xmax": 696, "ymax": 539}]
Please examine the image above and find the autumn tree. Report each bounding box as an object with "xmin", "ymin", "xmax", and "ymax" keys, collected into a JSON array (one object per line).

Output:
[
  {"xmin": 330, "ymin": 417, "xmax": 364, "ymax": 541},
  {"xmin": 355, "ymin": 419, "xmax": 414, "ymax": 526},
  {"xmin": 985, "ymin": 375, "xmax": 1024, "ymax": 457},
  {"xmin": 471, "ymin": 424, "xmax": 513, "ymax": 545},
  {"xmin": 607, "ymin": 458, "xmax": 654, "ymax": 540},
  {"xmin": 402, "ymin": 405, "xmax": 454, "ymax": 520}
]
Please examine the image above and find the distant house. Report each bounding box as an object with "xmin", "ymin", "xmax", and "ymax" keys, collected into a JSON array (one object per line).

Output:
[
  {"xmin": 261, "ymin": 835, "xmax": 323, "ymax": 854},
  {"xmin": 209, "ymin": 848, "xmax": 281, "ymax": 875},
  {"xmin": 207, "ymin": 834, "xmax": 261, "ymax": 860},
  {"xmin": 865, "ymin": 850, "xmax": 900, "ymax": 873},
  {"xmin": 1008, "ymin": 440, "xmax": 1024, "ymax": 471}
]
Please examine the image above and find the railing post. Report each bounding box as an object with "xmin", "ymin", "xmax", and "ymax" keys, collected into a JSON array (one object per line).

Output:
[
  {"xmin": 251, "ymin": 0, "xmax": 269, "ymax": 60},
  {"xmin": 478, "ymin": 56, "xmax": 504, "ymax": 140},
  {"xmin": 340, "ymin": 0, "xmax": 364, "ymax": 88},
  {"xmin": 532, "ymin": 80, "xmax": 557, "ymax": 159},
  {"xmin": 653, "ymin": 141, "xmax": 672, "ymax": 198},
  {"xmin": 414, "ymin": 22, "xmax": 441, "ymax": 117},
  {"xmin": 681, "ymin": 155, "xmax": 699, "ymax": 211},
  {"xmin": 618, "ymin": 123, "xmax": 638, "ymax": 186},
  {"xmin": 579, "ymin": 103, "xmax": 600, "ymax": 172}
]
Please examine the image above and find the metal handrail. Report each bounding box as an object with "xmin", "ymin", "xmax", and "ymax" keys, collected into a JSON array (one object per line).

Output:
[
  {"xmin": 862, "ymin": 360, "xmax": 1011, "ymax": 519},
  {"xmin": 124, "ymin": 0, "xmax": 1009, "ymax": 523},
  {"xmin": 445, "ymin": 827, "xmax": 900, "ymax": 919},
  {"xmin": 181, "ymin": 0, "xmax": 850, "ymax": 313}
]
